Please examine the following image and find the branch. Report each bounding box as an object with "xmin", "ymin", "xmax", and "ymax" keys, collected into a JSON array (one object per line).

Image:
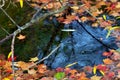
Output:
[
  {"xmin": 11, "ymin": 32, "xmax": 16, "ymax": 80},
  {"xmin": 28, "ymin": 44, "xmax": 61, "ymax": 69},
  {"xmin": 0, "ymin": 5, "xmax": 68, "ymax": 45}
]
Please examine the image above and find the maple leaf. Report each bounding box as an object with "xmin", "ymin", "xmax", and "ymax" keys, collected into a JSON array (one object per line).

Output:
[
  {"xmin": 80, "ymin": 16, "xmax": 88, "ymax": 22},
  {"xmin": 97, "ymin": 64, "xmax": 109, "ymax": 71},
  {"xmin": 17, "ymin": 34, "xmax": 26, "ymax": 40},
  {"xmin": 90, "ymin": 75, "xmax": 102, "ymax": 80},
  {"xmin": 103, "ymin": 58, "xmax": 113, "ymax": 65},
  {"xmin": 111, "ymin": 51, "xmax": 120, "ymax": 60},
  {"xmin": 102, "ymin": 51, "xmax": 112, "ymax": 57},
  {"xmin": 14, "ymin": 61, "xmax": 30, "ymax": 70},
  {"xmin": 69, "ymin": 69, "xmax": 78, "ymax": 75},
  {"xmin": 96, "ymin": 1, "xmax": 106, "ymax": 8},
  {"xmin": 38, "ymin": 64, "xmax": 47, "ymax": 74},
  {"xmin": 107, "ymin": 72, "xmax": 115, "ymax": 78},
  {"xmin": 83, "ymin": 66, "xmax": 92, "ymax": 73},
  {"xmin": 77, "ymin": 72, "xmax": 89, "ymax": 80},
  {"xmin": 56, "ymin": 67, "xmax": 64, "ymax": 72},
  {"xmin": 28, "ymin": 69, "xmax": 36, "ymax": 74},
  {"xmin": 64, "ymin": 68, "xmax": 71, "ymax": 75}
]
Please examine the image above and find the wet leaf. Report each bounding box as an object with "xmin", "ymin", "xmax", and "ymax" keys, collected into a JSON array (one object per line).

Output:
[
  {"xmin": 90, "ymin": 75, "xmax": 102, "ymax": 80},
  {"xmin": 29, "ymin": 57, "xmax": 38, "ymax": 62},
  {"xmin": 93, "ymin": 65, "xmax": 97, "ymax": 75},
  {"xmin": 103, "ymin": 58, "xmax": 113, "ymax": 65},
  {"xmin": 38, "ymin": 64, "xmax": 47, "ymax": 74}
]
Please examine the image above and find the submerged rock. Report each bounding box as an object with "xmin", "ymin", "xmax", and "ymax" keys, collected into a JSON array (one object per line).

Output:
[{"xmin": 42, "ymin": 21, "xmax": 118, "ymax": 69}]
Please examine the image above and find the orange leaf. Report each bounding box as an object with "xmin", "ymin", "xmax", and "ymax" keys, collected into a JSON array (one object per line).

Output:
[
  {"xmin": 38, "ymin": 64, "xmax": 47, "ymax": 74},
  {"xmin": 17, "ymin": 34, "xmax": 26, "ymax": 40},
  {"xmin": 69, "ymin": 69, "xmax": 77, "ymax": 75},
  {"xmin": 103, "ymin": 58, "xmax": 113, "ymax": 65}
]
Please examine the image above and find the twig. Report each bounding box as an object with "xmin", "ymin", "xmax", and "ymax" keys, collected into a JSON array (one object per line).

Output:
[
  {"xmin": 11, "ymin": 32, "xmax": 16, "ymax": 80},
  {"xmin": 0, "ymin": 0, "xmax": 5, "ymax": 8},
  {"xmin": 0, "ymin": 7, "xmax": 21, "ymax": 29},
  {"xmin": 28, "ymin": 44, "xmax": 61, "ymax": 69},
  {"xmin": 0, "ymin": 24, "xmax": 10, "ymax": 35},
  {"xmin": 0, "ymin": 5, "xmax": 68, "ymax": 45}
]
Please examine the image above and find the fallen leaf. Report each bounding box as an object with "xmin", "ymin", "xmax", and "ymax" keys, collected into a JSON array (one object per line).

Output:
[
  {"xmin": 83, "ymin": 66, "xmax": 93, "ymax": 73},
  {"xmin": 28, "ymin": 69, "xmax": 36, "ymax": 74},
  {"xmin": 20, "ymin": 0, "xmax": 23, "ymax": 8},
  {"xmin": 17, "ymin": 34, "xmax": 26, "ymax": 40},
  {"xmin": 29, "ymin": 57, "xmax": 39, "ymax": 62},
  {"xmin": 102, "ymin": 51, "xmax": 112, "ymax": 57},
  {"xmin": 99, "ymin": 70, "xmax": 105, "ymax": 76},
  {"xmin": 90, "ymin": 75, "xmax": 102, "ymax": 80},
  {"xmin": 38, "ymin": 64, "xmax": 47, "ymax": 73},
  {"xmin": 7, "ymin": 51, "xmax": 12, "ymax": 59},
  {"xmin": 103, "ymin": 58, "xmax": 113, "ymax": 65},
  {"xmin": 97, "ymin": 64, "xmax": 109, "ymax": 71},
  {"xmin": 65, "ymin": 62, "xmax": 77, "ymax": 68},
  {"xmin": 54, "ymin": 72, "xmax": 65, "ymax": 80},
  {"xmin": 93, "ymin": 65, "xmax": 97, "ymax": 75},
  {"xmin": 107, "ymin": 72, "xmax": 115, "ymax": 78}
]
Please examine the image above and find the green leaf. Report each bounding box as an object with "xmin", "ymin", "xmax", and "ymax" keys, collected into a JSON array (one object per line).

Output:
[{"xmin": 54, "ymin": 72, "xmax": 65, "ymax": 80}]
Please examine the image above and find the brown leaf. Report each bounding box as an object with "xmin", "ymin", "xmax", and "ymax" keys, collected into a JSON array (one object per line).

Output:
[{"xmin": 28, "ymin": 69, "xmax": 37, "ymax": 74}]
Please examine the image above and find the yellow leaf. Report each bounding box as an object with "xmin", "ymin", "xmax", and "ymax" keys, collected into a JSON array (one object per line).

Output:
[
  {"xmin": 99, "ymin": 70, "xmax": 105, "ymax": 75},
  {"xmin": 103, "ymin": 15, "xmax": 106, "ymax": 20},
  {"xmin": 106, "ymin": 26, "xmax": 120, "ymax": 38},
  {"xmin": 20, "ymin": 0, "xmax": 23, "ymax": 8},
  {"xmin": 65, "ymin": 62, "xmax": 77, "ymax": 68},
  {"xmin": 17, "ymin": 34, "xmax": 26, "ymax": 40},
  {"xmin": 29, "ymin": 57, "xmax": 38, "ymax": 62},
  {"xmin": 71, "ymin": 6, "xmax": 79, "ymax": 10},
  {"xmin": 93, "ymin": 65, "xmax": 97, "ymax": 75},
  {"xmin": 3, "ymin": 78, "xmax": 10, "ymax": 80},
  {"xmin": 8, "ymin": 51, "xmax": 12, "ymax": 59}
]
